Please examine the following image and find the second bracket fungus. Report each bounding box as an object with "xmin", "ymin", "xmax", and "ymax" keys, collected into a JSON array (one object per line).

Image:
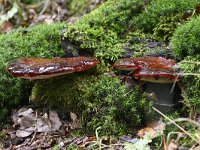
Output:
[
  {"xmin": 114, "ymin": 56, "xmax": 178, "ymax": 83},
  {"xmin": 114, "ymin": 56, "xmax": 181, "ymax": 114}
]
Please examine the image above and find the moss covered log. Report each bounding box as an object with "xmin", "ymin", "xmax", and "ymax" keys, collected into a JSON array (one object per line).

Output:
[
  {"xmin": 31, "ymin": 74, "xmax": 152, "ymax": 135},
  {"xmin": 134, "ymin": 0, "xmax": 198, "ymax": 33},
  {"xmin": 1, "ymin": 0, "xmax": 200, "ymax": 134},
  {"xmin": 63, "ymin": 0, "xmax": 199, "ymax": 59},
  {"xmin": 31, "ymin": 73, "xmax": 97, "ymax": 113},
  {"xmin": 0, "ymin": 23, "xmax": 66, "ymax": 121},
  {"xmin": 63, "ymin": 0, "xmax": 145, "ymax": 61}
]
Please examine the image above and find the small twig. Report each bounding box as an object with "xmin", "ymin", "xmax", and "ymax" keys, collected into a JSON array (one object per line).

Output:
[
  {"xmin": 39, "ymin": 0, "xmax": 50, "ymax": 17},
  {"xmin": 15, "ymin": 142, "xmax": 28, "ymax": 149},
  {"xmin": 42, "ymin": 132, "xmax": 47, "ymax": 142},
  {"xmin": 170, "ymin": 75, "xmax": 180, "ymax": 94},
  {"xmin": 111, "ymin": 143, "xmax": 125, "ymax": 146},
  {"xmin": 153, "ymin": 107, "xmax": 199, "ymax": 144},
  {"xmin": 166, "ymin": 118, "xmax": 200, "ymax": 128},
  {"xmin": 34, "ymin": 145, "xmax": 51, "ymax": 149},
  {"xmin": 166, "ymin": 131, "xmax": 184, "ymax": 144},
  {"xmin": 175, "ymin": 133, "xmax": 185, "ymax": 144}
]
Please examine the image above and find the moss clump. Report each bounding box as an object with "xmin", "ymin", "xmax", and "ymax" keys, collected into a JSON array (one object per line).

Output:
[
  {"xmin": 63, "ymin": 0, "xmax": 199, "ymax": 61},
  {"xmin": 177, "ymin": 56, "xmax": 200, "ymax": 116},
  {"xmin": 31, "ymin": 74, "xmax": 152, "ymax": 135},
  {"xmin": 0, "ymin": 23, "xmax": 66, "ymax": 121},
  {"xmin": 83, "ymin": 75, "xmax": 152, "ymax": 136},
  {"xmin": 31, "ymin": 73, "xmax": 98, "ymax": 113},
  {"xmin": 63, "ymin": 0, "xmax": 144, "ymax": 61},
  {"xmin": 171, "ymin": 15, "xmax": 200, "ymax": 60},
  {"xmin": 153, "ymin": 14, "xmax": 181, "ymax": 42},
  {"xmin": 134, "ymin": 0, "xmax": 198, "ymax": 33}
]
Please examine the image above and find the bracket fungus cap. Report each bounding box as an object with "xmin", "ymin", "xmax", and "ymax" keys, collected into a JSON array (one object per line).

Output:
[
  {"xmin": 114, "ymin": 56, "xmax": 179, "ymax": 83},
  {"xmin": 113, "ymin": 58, "xmax": 143, "ymax": 71},
  {"xmin": 6, "ymin": 56, "xmax": 100, "ymax": 79}
]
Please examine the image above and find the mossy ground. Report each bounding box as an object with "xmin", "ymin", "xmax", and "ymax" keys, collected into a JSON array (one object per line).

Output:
[
  {"xmin": 133, "ymin": 0, "xmax": 198, "ymax": 33},
  {"xmin": 31, "ymin": 72, "xmax": 98, "ymax": 114},
  {"xmin": 63, "ymin": 0, "xmax": 144, "ymax": 61},
  {"xmin": 31, "ymin": 74, "xmax": 152, "ymax": 135},
  {"xmin": 175, "ymin": 56, "xmax": 200, "ymax": 116},
  {"xmin": 61, "ymin": 0, "xmax": 199, "ymax": 136},
  {"xmin": 0, "ymin": 0, "xmax": 200, "ymax": 139},
  {"xmin": 63, "ymin": 0, "xmax": 199, "ymax": 61}
]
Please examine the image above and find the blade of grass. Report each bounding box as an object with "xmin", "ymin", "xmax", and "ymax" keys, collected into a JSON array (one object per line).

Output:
[{"xmin": 153, "ymin": 107, "xmax": 199, "ymax": 144}]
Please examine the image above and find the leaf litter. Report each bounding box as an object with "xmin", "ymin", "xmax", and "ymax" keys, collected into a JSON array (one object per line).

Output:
[{"xmin": 0, "ymin": 106, "xmax": 165, "ymax": 149}]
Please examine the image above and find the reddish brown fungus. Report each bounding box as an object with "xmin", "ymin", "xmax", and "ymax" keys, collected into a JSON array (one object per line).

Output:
[
  {"xmin": 133, "ymin": 70, "xmax": 178, "ymax": 83},
  {"xmin": 113, "ymin": 58, "xmax": 143, "ymax": 71},
  {"xmin": 6, "ymin": 56, "xmax": 100, "ymax": 79},
  {"xmin": 114, "ymin": 56, "xmax": 178, "ymax": 83}
]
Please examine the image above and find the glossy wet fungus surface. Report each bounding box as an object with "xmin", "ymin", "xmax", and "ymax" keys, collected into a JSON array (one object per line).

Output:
[
  {"xmin": 7, "ymin": 55, "xmax": 178, "ymax": 83},
  {"xmin": 114, "ymin": 56, "xmax": 178, "ymax": 83},
  {"xmin": 6, "ymin": 56, "xmax": 100, "ymax": 80}
]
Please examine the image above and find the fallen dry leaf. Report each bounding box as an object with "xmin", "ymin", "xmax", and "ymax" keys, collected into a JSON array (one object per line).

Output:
[
  {"xmin": 16, "ymin": 127, "xmax": 34, "ymax": 138},
  {"xmin": 138, "ymin": 127, "xmax": 155, "ymax": 138},
  {"xmin": 137, "ymin": 120, "xmax": 166, "ymax": 139},
  {"xmin": 36, "ymin": 117, "xmax": 51, "ymax": 132},
  {"xmin": 69, "ymin": 112, "xmax": 81, "ymax": 130},
  {"xmin": 49, "ymin": 111, "xmax": 62, "ymax": 131}
]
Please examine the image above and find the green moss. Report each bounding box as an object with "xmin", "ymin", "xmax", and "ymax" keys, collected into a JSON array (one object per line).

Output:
[
  {"xmin": 31, "ymin": 73, "xmax": 98, "ymax": 114},
  {"xmin": 123, "ymin": 30, "xmax": 160, "ymax": 57},
  {"xmin": 153, "ymin": 14, "xmax": 181, "ymax": 42},
  {"xmin": 31, "ymin": 74, "xmax": 152, "ymax": 135},
  {"xmin": 133, "ymin": 0, "xmax": 198, "ymax": 33},
  {"xmin": 170, "ymin": 14, "xmax": 200, "ymax": 117},
  {"xmin": 82, "ymin": 75, "xmax": 152, "ymax": 136},
  {"xmin": 170, "ymin": 15, "xmax": 200, "ymax": 116},
  {"xmin": 177, "ymin": 56, "xmax": 200, "ymax": 116},
  {"xmin": 171, "ymin": 16, "xmax": 200, "ymax": 60},
  {"xmin": 0, "ymin": 23, "xmax": 66, "ymax": 121},
  {"xmin": 64, "ymin": 0, "xmax": 199, "ymax": 61},
  {"xmin": 64, "ymin": 0, "xmax": 144, "ymax": 61},
  {"xmin": 1, "ymin": 0, "xmax": 199, "ymax": 136}
]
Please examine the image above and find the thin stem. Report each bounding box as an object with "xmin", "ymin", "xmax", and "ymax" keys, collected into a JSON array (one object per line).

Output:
[
  {"xmin": 166, "ymin": 118, "xmax": 200, "ymax": 128},
  {"xmin": 153, "ymin": 107, "xmax": 199, "ymax": 144}
]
